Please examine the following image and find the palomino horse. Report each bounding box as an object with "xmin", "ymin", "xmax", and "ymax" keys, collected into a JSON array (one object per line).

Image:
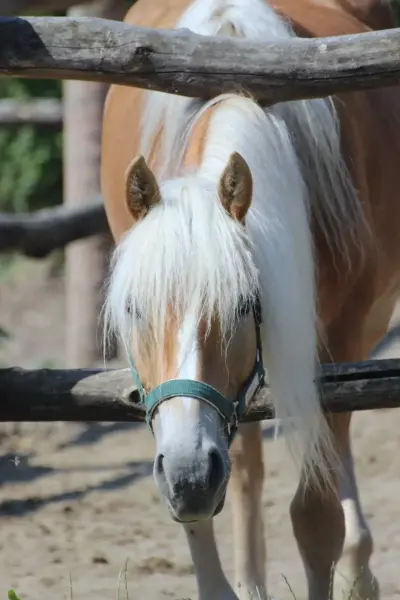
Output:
[
  {"xmin": 336, "ymin": 0, "xmax": 395, "ymax": 29},
  {"xmin": 101, "ymin": 0, "xmax": 400, "ymax": 598}
]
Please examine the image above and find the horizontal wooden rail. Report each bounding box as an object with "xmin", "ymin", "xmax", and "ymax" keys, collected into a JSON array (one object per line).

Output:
[
  {"xmin": 0, "ymin": 98, "xmax": 62, "ymax": 127},
  {"xmin": 1, "ymin": 358, "xmax": 399, "ymax": 423},
  {"xmin": 1, "ymin": 17, "xmax": 400, "ymax": 103},
  {"xmin": 0, "ymin": 198, "xmax": 109, "ymax": 258}
]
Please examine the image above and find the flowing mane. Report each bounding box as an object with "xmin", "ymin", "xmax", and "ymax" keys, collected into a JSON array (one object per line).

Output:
[{"xmin": 104, "ymin": 0, "xmax": 370, "ymax": 487}]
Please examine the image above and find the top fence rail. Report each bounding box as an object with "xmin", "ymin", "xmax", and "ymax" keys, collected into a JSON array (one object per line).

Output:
[{"xmin": 1, "ymin": 17, "xmax": 400, "ymax": 103}]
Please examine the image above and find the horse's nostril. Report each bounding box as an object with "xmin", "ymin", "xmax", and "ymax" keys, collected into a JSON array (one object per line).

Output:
[
  {"xmin": 152, "ymin": 444, "xmax": 228, "ymax": 520},
  {"xmin": 208, "ymin": 448, "xmax": 225, "ymax": 493},
  {"xmin": 155, "ymin": 453, "xmax": 165, "ymax": 475}
]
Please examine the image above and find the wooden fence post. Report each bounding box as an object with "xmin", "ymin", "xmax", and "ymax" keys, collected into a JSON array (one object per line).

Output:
[{"xmin": 63, "ymin": 0, "xmax": 125, "ymax": 368}]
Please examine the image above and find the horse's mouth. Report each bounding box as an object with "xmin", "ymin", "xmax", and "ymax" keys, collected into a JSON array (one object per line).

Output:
[
  {"xmin": 212, "ymin": 492, "xmax": 227, "ymax": 516},
  {"xmin": 166, "ymin": 491, "xmax": 227, "ymax": 523}
]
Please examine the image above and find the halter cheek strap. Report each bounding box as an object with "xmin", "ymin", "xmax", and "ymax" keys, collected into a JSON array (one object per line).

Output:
[{"xmin": 127, "ymin": 297, "xmax": 265, "ymax": 445}]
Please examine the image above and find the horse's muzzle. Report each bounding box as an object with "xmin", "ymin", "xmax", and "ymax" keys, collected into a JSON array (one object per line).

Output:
[{"xmin": 153, "ymin": 443, "xmax": 228, "ymax": 522}]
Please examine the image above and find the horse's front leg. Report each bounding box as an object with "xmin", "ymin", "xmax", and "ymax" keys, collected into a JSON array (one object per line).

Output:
[
  {"xmin": 184, "ymin": 519, "xmax": 238, "ymax": 600},
  {"xmin": 335, "ymin": 413, "xmax": 379, "ymax": 600},
  {"xmin": 290, "ymin": 411, "xmax": 379, "ymax": 600},
  {"xmin": 229, "ymin": 422, "xmax": 266, "ymax": 599}
]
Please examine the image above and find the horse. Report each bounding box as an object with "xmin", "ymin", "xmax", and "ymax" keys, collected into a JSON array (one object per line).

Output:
[
  {"xmin": 101, "ymin": 0, "xmax": 400, "ymax": 598},
  {"xmin": 336, "ymin": 0, "xmax": 395, "ymax": 29}
]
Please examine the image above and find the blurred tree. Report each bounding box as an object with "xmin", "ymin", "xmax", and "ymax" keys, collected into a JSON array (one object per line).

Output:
[
  {"xmin": 0, "ymin": 0, "xmax": 135, "ymax": 216},
  {"xmin": 0, "ymin": 79, "xmax": 62, "ymax": 214}
]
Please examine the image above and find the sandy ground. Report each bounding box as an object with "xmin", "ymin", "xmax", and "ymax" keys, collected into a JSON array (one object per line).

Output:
[{"xmin": 1, "ymin": 257, "xmax": 400, "ymax": 600}]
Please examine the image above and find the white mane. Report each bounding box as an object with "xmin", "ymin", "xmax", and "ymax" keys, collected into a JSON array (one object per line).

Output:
[
  {"xmin": 105, "ymin": 0, "xmax": 367, "ymax": 486},
  {"xmin": 105, "ymin": 173, "xmax": 259, "ymax": 357},
  {"xmin": 141, "ymin": 0, "xmax": 363, "ymax": 256}
]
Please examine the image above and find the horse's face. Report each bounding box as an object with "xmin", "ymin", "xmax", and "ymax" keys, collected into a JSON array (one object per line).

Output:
[{"xmin": 124, "ymin": 153, "xmax": 258, "ymax": 523}]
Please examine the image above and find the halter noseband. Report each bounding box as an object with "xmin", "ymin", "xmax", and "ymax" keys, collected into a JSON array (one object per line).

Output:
[{"xmin": 127, "ymin": 295, "xmax": 265, "ymax": 445}]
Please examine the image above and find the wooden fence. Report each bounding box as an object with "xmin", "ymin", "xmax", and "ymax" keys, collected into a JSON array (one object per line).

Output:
[
  {"xmin": 1, "ymin": 16, "xmax": 400, "ymax": 103},
  {"xmin": 1, "ymin": 358, "xmax": 400, "ymax": 423},
  {"xmin": 1, "ymin": 15, "xmax": 400, "ymax": 422},
  {"xmin": 0, "ymin": 198, "xmax": 108, "ymax": 257}
]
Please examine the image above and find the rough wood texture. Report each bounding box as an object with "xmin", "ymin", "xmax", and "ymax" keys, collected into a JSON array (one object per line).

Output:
[
  {"xmin": 0, "ymin": 98, "xmax": 62, "ymax": 127},
  {"xmin": 0, "ymin": 367, "xmax": 144, "ymax": 422},
  {"xmin": 1, "ymin": 358, "xmax": 399, "ymax": 423},
  {"xmin": 1, "ymin": 16, "xmax": 400, "ymax": 102},
  {"xmin": 0, "ymin": 198, "xmax": 109, "ymax": 258}
]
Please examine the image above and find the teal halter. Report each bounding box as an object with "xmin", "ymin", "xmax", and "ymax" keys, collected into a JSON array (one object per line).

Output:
[{"xmin": 127, "ymin": 296, "xmax": 265, "ymax": 445}]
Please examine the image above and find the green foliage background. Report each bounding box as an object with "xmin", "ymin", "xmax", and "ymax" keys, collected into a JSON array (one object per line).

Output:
[
  {"xmin": 0, "ymin": 0, "xmax": 398, "ymax": 216},
  {"xmin": 0, "ymin": 78, "xmax": 63, "ymax": 214},
  {"xmin": 0, "ymin": 0, "xmax": 134, "ymax": 215}
]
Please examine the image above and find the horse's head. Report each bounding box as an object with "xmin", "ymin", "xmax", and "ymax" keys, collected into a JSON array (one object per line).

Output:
[{"xmin": 106, "ymin": 152, "xmax": 264, "ymax": 522}]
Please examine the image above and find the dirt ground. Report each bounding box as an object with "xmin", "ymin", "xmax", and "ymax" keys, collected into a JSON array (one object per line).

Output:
[{"xmin": 1, "ymin": 257, "xmax": 400, "ymax": 600}]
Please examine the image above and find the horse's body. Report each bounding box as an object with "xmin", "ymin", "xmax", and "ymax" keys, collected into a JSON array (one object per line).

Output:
[
  {"xmin": 329, "ymin": 0, "xmax": 395, "ymax": 29},
  {"xmin": 101, "ymin": 1, "xmax": 400, "ymax": 599}
]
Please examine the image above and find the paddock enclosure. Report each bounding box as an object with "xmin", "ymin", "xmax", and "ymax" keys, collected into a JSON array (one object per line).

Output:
[
  {"xmin": 2, "ymin": 0, "xmax": 400, "ymax": 598},
  {"xmin": 1, "ymin": 286, "xmax": 400, "ymax": 600}
]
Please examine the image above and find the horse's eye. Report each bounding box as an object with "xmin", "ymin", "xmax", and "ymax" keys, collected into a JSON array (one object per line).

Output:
[
  {"xmin": 237, "ymin": 295, "xmax": 253, "ymax": 319},
  {"xmin": 126, "ymin": 300, "xmax": 142, "ymax": 320}
]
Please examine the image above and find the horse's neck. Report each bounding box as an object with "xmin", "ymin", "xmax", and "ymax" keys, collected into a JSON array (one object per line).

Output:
[
  {"xmin": 271, "ymin": 0, "xmax": 370, "ymax": 36},
  {"xmin": 181, "ymin": 108, "xmax": 216, "ymax": 174}
]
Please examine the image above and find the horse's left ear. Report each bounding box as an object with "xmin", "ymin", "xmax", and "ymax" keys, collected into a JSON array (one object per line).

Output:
[
  {"xmin": 125, "ymin": 155, "xmax": 161, "ymax": 222},
  {"xmin": 218, "ymin": 152, "xmax": 253, "ymax": 223}
]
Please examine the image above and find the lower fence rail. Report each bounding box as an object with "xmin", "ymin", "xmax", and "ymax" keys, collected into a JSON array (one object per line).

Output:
[{"xmin": 1, "ymin": 358, "xmax": 400, "ymax": 423}]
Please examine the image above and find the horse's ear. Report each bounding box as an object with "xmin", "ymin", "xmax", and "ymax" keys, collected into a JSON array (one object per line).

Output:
[
  {"xmin": 218, "ymin": 152, "xmax": 252, "ymax": 223},
  {"xmin": 125, "ymin": 155, "xmax": 161, "ymax": 222}
]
